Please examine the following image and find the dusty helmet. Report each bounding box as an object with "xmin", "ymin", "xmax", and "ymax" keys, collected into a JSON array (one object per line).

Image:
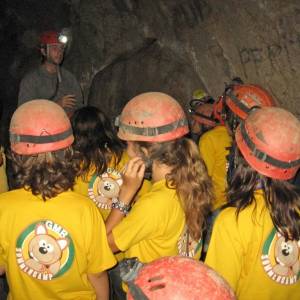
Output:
[
  {"xmin": 225, "ymin": 84, "xmax": 276, "ymax": 120},
  {"xmin": 10, "ymin": 100, "xmax": 74, "ymax": 155},
  {"xmin": 117, "ymin": 92, "xmax": 189, "ymax": 142},
  {"xmin": 127, "ymin": 256, "xmax": 236, "ymax": 300},
  {"xmin": 235, "ymin": 107, "xmax": 300, "ymax": 180}
]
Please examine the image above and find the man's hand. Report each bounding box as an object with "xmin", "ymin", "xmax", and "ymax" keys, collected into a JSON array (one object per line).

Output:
[{"xmin": 56, "ymin": 95, "xmax": 76, "ymax": 109}]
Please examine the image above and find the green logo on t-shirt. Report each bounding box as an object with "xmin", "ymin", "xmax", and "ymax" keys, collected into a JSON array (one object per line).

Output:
[
  {"xmin": 16, "ymin": 220, "xmax": 74, "ymax": 280},
  {"xmin": 261, "ymin": 228, "xmax": 300, "ymax": 285},
  {"xmin": 88, "ymin": 168, "xmax": 123, "ymax": 209}
]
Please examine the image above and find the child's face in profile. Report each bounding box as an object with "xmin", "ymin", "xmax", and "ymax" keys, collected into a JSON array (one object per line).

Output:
[{"xmin": 126, "ymin": 141, "xmax": 139, "ymax": 158}]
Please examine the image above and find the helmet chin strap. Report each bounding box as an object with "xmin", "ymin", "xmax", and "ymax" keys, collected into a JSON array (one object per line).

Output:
[{"xmin": 56, "ymin": 65, "xmax": 62, "ymax": 83}]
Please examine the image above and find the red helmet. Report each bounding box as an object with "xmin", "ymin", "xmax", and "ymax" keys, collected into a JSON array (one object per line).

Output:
[
  {"xmin": 225, "ymin": 84, "xmax": 276, "ymax": 120},
  {"xmin": 10, "ymin": 100, "xmax": 74, "ymax": 155},
  {"xmin": 40, "ymin": 31, "xmax": 61, "ymax": 46},
  {"xmin": 117, "ymin": 92, "xmax": 189, "ymax": 142},
  {"xmin": 127, "ymin": 256, "xmax": 236, "ymax": 300},
  {"xmin": 236, "ymin": 107, "xmax": 300, "ymax": 180}
]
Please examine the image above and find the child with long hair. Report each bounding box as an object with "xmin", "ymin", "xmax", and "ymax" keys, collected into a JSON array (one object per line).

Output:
[
  {"xmin": 71, "ymin": 106, "xmax": 151, "ymax": 299},
  {"xmin": 205, "ymin": 107, "xmax": 300, "ymax": 299},
  {"xmin": 0, "ymin": 100, "xmax": 116, "ymax": 299},
  {"xmin": 71, "ymin": 106, "xmax": 124, "ymax": 218},
  {"xmin": 105, "ymin": 92, "xmax": 213, "ymax": 264}
]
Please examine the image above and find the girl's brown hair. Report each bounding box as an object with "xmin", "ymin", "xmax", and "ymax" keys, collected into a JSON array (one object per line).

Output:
[
  {"xmin": 9, "ymin": 147, "xmax": 79, "ymax": 200},
  {"xmin": 137, "ymin": 137, "xmax": 213, "ymax": 240},
  {"xmin": 227, "ymin": 151, "xmax": 300, "ymax": 241},
  {"xmin": 71, "ymin": 106, "xmax": 124, "ymax": 179}
]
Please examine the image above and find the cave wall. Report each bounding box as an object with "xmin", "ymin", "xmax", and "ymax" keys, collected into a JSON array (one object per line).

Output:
[
  {"xmin": 1, "ymin": 0, "xmax": 300, "ymax": 132},
  {"xmin": 66, "ymin": 0, "xmax": 300, "ymax": 118}
]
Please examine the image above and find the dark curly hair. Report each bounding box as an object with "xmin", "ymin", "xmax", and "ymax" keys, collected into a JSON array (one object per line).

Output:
[
  {"xmin": 227, "ymin": 150, "xmax": 300, "ymax": 241},
  {"xmin": 71, "ymin": 106, "xmax": 124, "ymax": 179},
  {"xmin": 9, "ymin": 147, "xmax": 79, "ymax": 200}
]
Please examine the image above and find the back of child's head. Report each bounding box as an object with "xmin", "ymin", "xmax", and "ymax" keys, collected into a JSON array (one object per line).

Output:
[
  {"xmin": 9, "ymin": 99, "xmax": 77, "ymax": 199},
  {"xmin": 229, "ymin": 106, "xmax": 300, "ymax": 240},
  {"xmin": 117, "ymin": 92, "xmax": 213, "ymax": 240},
  {"xmin": 71, "ymin": 106, "xmax": 124, "ymax": 176}
]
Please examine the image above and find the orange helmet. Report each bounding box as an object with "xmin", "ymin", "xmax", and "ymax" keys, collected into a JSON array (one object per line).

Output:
[
  {"xmin": 127, "ymin": 256, "xmax": 236, "ymax": 300},
  {"xmin": 225, "ymin": 84, "xmax": 276, "ymax": 120},
  {"xmin": 10, "ymin": 100, "xmax": 74, "ymax": 155},
  {"xmin": 190, "ymin": 103, "xmax": 216, "ymax": 127},
  {"xmin": 236, "ymin": 107, "xmax": 300, "ymax": 180},
  {"xmin": 189, "ymin": 95, "xmax": 217, "ymax": 127},
  {"xmin": 117, "ymin": 92, "xmax": 189, "ymax": 142}
]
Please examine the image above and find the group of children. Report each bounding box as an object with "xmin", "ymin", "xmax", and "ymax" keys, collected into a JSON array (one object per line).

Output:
[{"xmin": 0, "ymin": 80, "xmax": 299, "ymax": 299}]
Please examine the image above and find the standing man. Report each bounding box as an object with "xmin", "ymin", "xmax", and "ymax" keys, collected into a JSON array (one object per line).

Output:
[{"xmin": 18, "ymin": 30, "xmax": 83, "ymax": 117}]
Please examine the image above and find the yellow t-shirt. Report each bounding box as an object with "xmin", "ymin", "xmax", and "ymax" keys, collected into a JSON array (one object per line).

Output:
[
  {"xmin": 0, "ymin": 149, "xmax": 8, "ymax": 194},
  {"xmin": 73, "ymin": 151, "xmax": 152, "ymax": 262},
  {"xmin": 199, "ymin": 125, "xmax": 232, "ymax": 210},
  {"xmin": 0, "ymin": 189, "xmax": 116, "ymax": 300},
  {"xmin": 112, "ymin": 179, "xmax": 186, "ymax": 263},
  {"xmin": 73, "ymin": 151, "xmax": 152, "ymax": 220},
  {"xmin": 205, "ymin": 190, "xmax": 300, "ymax": 300}
]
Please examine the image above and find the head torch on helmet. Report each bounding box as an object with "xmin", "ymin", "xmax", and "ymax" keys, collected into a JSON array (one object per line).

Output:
[{"xmin": 40, "ymin": 28, "xmax": 70, "ymax": 47}]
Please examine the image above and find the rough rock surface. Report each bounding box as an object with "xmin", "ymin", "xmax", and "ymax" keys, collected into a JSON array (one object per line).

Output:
[
  {"xmin": 68, "ymin": 0, "xmax": 300, "ymax": 117},
  {"xmin": 1, "ymin": 0, "xmax": 300, "ymax": 132}
]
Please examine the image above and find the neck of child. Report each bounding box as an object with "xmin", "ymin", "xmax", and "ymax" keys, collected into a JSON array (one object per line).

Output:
[{"xmin": 151, "ymin": 161, "xmax": 172, "ymax": 183}]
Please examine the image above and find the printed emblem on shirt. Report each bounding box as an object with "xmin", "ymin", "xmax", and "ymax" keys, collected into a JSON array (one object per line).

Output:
[
  {"xmin": 16, "ymin": 220, "xmax": 74, "ymax": 281},
  {"xmin": 88, "ymin": 167, "xmax": 123, "ymax": 209},
  {"xmin": 261, "ymin": 228, "xmax": 300, "ymax": 285},
  {"xmin": 177, "ymin": 225, "xmax": 202, "ymax": 258}
]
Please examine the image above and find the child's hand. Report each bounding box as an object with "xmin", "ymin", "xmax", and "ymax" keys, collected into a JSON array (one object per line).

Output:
[{"xmin": 119, "ymin": 157, "xmax": 145, "ymax": 204}]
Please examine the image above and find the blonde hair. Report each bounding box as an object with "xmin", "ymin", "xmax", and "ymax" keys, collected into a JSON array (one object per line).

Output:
[{"xmin": 137, "ymin": 138, "xmax": 213, "ymax": 240}]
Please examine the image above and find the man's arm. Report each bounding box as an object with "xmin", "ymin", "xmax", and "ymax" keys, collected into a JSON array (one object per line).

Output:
[{"xmin": 87, "ymin": 271, "xmax": 109, "ymax": 300}]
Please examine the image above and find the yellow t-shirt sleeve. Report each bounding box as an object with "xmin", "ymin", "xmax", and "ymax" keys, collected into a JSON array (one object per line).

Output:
[
  {"xmin": 0, "ymin": 151, "xmax": 8, "ymax": 194},
  {"xmin": 205, "ymin": 209, "xmax": 242, "ymax": 291},
  {"xmin": 84, "ymin": 205, "xmax": 116, "ymax": 273},
  {"xmin": 199, "ymin": 134, "xmax": 215, "ymax": 176},
  {"xmin": 0, "ymin": 244, "xmax": 5, "ymax": 267},
  {"xmin": 112, "ymin": 198, "xmax": 159, "ymax": 251}
]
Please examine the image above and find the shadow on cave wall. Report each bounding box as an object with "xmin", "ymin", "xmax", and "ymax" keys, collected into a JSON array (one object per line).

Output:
[{"xmin": 88, "ymin": 39, "xmax": 205, "ymax": 121}]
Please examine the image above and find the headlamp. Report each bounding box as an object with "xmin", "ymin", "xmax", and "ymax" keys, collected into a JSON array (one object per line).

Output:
[{"xmin": 58, "ymin": 34, "xmax": 68, "ymax": 44}]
